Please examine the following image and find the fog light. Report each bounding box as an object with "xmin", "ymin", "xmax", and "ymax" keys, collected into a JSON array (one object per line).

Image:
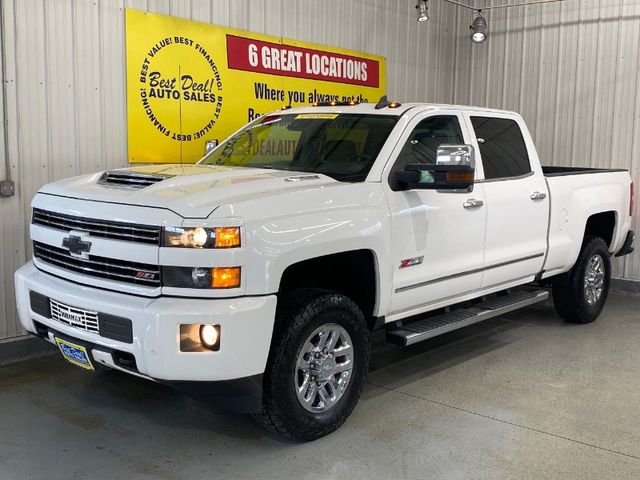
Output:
[
  {"xmin": 200, "ymin": 324, "xmax": 219, "ymax": 348},
  {"xmin": 180, "ymin": 324, "xmax": 220, "ymax": 352}
]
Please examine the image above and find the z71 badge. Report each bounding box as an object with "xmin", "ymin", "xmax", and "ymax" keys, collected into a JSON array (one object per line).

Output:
[{"xmin": 399, "ymin": 256, "xmax": 424, "ymax": 269}]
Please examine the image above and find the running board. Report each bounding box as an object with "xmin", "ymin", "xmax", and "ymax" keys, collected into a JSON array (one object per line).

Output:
[{"xmin": 386, "ymin": 288, "xmax": 549, "ymax": 347}]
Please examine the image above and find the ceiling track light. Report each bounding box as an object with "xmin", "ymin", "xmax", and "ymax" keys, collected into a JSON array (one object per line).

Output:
[
  {"xmin": 416, "ymin": 0, "xmax": 429, "ymax": 22},
  {"xmin": 470, "ymin": 10, "xmax": 487, "ymax": 43},
  {"xmin": 437, "ymin": 0, "xmax": 566, "ymax": 42}
]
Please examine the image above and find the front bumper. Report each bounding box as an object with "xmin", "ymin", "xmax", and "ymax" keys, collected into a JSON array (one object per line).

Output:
[{"xmin": 15, "ymin": 262, "xmax": 277, "ymax": 411}]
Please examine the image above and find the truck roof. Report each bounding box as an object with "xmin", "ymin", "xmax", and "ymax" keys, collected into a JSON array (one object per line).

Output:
[{"xmin": 274, "ymin": 102, "xmax": 519, "ymax": 117}]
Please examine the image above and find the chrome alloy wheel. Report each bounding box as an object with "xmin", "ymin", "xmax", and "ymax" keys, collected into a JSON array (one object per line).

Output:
[
  {"xmin": 294, "ymin": 323, "xmax": 354, "ymax": 413},
  {"xmin": 584, "ymin": 254, "xmax": 605, "ymax": 305}
]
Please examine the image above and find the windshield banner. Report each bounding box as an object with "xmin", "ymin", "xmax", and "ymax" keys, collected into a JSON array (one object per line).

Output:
[{"xmin": 125, "ymin": 9, "xmax": 386, "ymax": 163}]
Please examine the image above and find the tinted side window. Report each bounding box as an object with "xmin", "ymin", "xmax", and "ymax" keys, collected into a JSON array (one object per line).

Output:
[
  {"xmin": 470, "ymin": 117, "xmax": 531, "ymax": 179},
  {"xmin": 393, "ymin": 116, "xmax": 464, "ymax": 171}
]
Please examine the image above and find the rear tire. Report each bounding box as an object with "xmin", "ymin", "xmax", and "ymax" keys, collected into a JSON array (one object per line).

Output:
[
  {"xmin": 552, "ymin": 235, "xmax": 611, "ymax": 324},
  {"xmin": 255, "ymin": 288, "xmax": 370, "ymax": 441}
]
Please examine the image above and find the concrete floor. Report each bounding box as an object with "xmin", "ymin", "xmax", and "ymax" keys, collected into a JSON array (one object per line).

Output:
[{"xmin": 2, "ymin": 294, "xmax": 640, "ymax": 480}]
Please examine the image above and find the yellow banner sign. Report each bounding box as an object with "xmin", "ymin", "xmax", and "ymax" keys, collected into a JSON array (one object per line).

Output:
[{"xmin": 125, "ymin": 9, "xmax": 386, "ymax": 163}]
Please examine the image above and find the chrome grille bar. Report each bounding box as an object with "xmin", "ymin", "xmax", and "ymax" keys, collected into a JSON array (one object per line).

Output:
[
  {"xmin": 34, "ymin": 241, "xmax": 160, "ymax": 287},
  {"xmin": 50, "ymin": 299, "xmax": 99, "ymax": 333},
  {"xmin": 32, "ymin": 208, "xmax": 161, "ymax": 245}
]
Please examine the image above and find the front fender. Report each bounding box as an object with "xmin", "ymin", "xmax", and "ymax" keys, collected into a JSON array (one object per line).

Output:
[{"xmin": 225, "ymin": 183, "xmax": 392, "ymax": 316}]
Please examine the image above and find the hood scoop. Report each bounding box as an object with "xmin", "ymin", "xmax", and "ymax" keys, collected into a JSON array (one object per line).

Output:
[{"xmin": 98, "ymin": 170, "xmax": 172, "ymax": 189}]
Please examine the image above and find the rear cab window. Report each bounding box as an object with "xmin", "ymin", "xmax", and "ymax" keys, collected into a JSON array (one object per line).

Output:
[{"xmin": 470, "ymin": 117, "xmax": 531, "ymax": 180}]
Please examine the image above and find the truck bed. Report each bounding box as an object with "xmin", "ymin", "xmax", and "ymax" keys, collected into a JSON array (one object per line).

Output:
[
  {"xmin": 543, "ymin": 166, "xmax": 628, "ymax": 177},
  {"xmin": 542, "ymin": 166, "xmax": 631, "ymax": 279}
]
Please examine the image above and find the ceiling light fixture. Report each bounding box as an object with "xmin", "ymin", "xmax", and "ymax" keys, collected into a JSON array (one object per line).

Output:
[
  {"xmin": 470, "ymin": 10, "xmax": 487, "ymax": 43},
  {"xmin": 416, "ymin": 0, "xmax": 429, "ymax": 22}
]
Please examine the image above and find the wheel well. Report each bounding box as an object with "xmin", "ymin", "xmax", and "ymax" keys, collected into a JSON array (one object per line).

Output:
[
  {"xmin": 279, "ymin": 250, "xmax": 378, "ymax": 326},
  {"xmin": 584, "ymin": 211, "xmax": 616, "ymax": 247}
]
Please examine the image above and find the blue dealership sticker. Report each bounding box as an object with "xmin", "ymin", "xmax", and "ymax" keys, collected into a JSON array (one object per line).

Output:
[{"xmin": 55, "ymin": 337, "xmax": 94, "ymax": 371}]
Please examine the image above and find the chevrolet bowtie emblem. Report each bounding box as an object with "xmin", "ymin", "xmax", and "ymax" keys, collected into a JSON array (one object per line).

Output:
[{"xmin": 62, "ymin": 235, "xmax": 92, "ymax": 256}]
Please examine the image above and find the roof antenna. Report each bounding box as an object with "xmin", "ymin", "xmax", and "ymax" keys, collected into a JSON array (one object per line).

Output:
[{"xmin": 375, "ymin": 95, "xmax": 390, "ymax": 110}]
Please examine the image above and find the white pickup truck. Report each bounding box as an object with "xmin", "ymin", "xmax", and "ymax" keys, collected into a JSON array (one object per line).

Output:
[{"xmin": 15, "ymin": 99, "xmax": 634, "ymax": 441}]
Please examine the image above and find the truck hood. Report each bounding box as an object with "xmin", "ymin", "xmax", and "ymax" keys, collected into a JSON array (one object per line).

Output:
[{"xmin": 39, "ymin": 164, "xmax": 339, "ymax": 218}]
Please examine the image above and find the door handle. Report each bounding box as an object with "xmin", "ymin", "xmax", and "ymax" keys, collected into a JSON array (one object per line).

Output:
[
  {"xmin": 463, "ymin": 199, "xmax": 484, "ymax": 209},
  {"xmin": 530, "ymin": 191, "xmax": 547, "ymax": 200}
]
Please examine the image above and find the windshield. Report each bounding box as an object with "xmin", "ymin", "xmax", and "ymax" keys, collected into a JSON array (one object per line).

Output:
[{"xmin": 198, "ymin": 113, "xmax": 399, "ymax": 182}]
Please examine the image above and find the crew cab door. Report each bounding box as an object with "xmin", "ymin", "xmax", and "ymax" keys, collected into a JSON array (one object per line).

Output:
[
  {"xmin": 384, "ymin": 111, "xmax": 487, "ymax": 317},
  {"xmin": 464, "ymin": 113, "xmax": 548, "ymax": 288}
]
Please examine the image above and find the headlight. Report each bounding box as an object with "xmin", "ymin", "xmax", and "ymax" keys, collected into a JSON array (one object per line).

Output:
[
  {"xmin": 162, "ymin": 226, "xmax": 241, "ymax": 248},
  {"xmin": 162, "ymin": 266, "xmax": 241, "ymax": 289}
]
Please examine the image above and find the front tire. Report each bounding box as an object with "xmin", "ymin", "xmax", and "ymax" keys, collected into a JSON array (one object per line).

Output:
[
  {"xmin": 255, "ymin": 289, "xmax": 370, "ymax": 441},
  {"xmin": 552, "ymin": 235, "xmax": 611, "ymax": 324}
]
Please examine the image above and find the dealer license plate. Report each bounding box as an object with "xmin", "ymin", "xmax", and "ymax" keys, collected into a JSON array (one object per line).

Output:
[{"xmin": 55, "ymin": 337, "xmax": 94, "ymax": 371}]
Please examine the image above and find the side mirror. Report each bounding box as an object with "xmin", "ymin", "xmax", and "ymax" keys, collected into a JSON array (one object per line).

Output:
[{"xmin": 391, "ymin": 144, "xmax": 475, "ymax": 192}]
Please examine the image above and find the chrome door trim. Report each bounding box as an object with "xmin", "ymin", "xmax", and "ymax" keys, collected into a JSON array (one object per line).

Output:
[
  {"xmin": 474, "ymin": 171, "xmax": 535, "ymax": 183},
  {"xmin": 395, "ymin": 252, "xmax": 545, "ymax": 293}
]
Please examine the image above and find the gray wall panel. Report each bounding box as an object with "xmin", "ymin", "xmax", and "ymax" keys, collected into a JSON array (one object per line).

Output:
[
  {"xmin": 451, "ymin": 0, "xmax": 640, "ymax": 280},
  {"xmin": 1, "ymin": 0, "xmax": 636, "ymax": 341},
  {"xmin": 0, "ymin": 0, "xmax": 455, "ymax": 340}
]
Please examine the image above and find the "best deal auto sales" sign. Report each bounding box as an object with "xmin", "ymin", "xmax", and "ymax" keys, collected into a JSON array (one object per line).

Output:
[{"xmin": 125, "ymin": 9, "xmax": 386, "ymax": 164}]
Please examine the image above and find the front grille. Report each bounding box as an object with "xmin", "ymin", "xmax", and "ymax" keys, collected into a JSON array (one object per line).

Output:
[
  {"xmin": 50, "ymin": 298, "xmax": 99, "ymax": 333},
  {"xmin": 33, "ymin": 242, "xmax": 161, "ymax": 287},
  {"xmin": 98, "ymin": 171, "xmax": 166, "ymax": 188},
  {"xmin": 32, "ymin": 208, "xmax": 161, "ymax": 245},
  {"xmin": 30, "ymin": 292, "xmax": 134, "ymax": 343}
]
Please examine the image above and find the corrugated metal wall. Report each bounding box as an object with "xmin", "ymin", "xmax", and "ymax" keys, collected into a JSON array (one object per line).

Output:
[
  {"xmin": 1, "ymin": 0, "xmax": 638, "ymax": 341},
  {"xmin": 0, "ymin": 0, "xmax": 458, "ymax": 340},
  {"xmin": 450, "ymin": 0, "xmax": 640, "ymax": 280}
]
